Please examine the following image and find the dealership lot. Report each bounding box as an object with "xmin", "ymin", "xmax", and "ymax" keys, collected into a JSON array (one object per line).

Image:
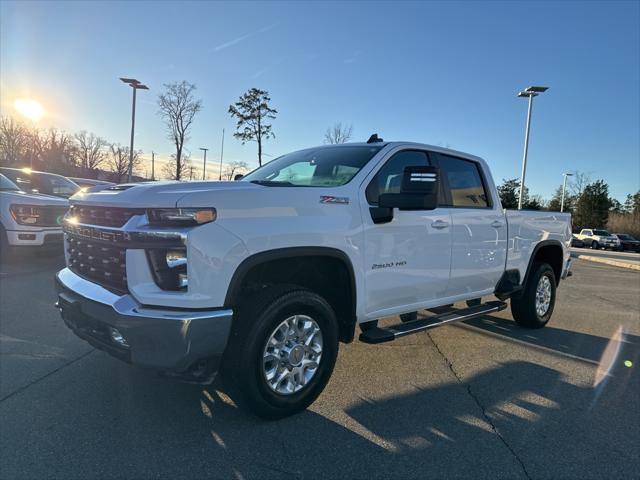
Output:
[{"xmin": 0, "ymin": 256, "xmax": 638, "ymax": 479}]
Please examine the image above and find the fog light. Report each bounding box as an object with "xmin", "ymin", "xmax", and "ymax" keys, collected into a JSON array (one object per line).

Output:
[{"xmin": 109, "ymin": 327, "xmax": 129, "ymax": 347}]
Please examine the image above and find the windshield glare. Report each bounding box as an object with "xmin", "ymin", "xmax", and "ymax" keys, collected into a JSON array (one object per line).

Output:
[{"xmin": 242, "ymin": 145, "xmax": 383, "ymax": 187}]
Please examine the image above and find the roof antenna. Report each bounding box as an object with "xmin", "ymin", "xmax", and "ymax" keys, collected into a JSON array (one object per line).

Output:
[{"xmin": 367, "ymin": 133, "xmax": 383, "ymax": 144}]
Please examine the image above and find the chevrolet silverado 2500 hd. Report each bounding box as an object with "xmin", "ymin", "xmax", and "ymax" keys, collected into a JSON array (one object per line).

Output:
[{"xmin": 55, "ymin": 141, "xmax": 572, "ymax": 418}]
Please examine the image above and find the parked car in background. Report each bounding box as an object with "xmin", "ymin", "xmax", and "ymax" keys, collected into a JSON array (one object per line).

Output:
[
  {"xmin": 0, "ymin": 167, "xmax": 80, "ymax": 199},
  {"xmin": 574, "ymin": 228, "xmax": 621, "ymax": 250},
  {"xmin": 68, "ymin": 177, "xmax": 116, "ymax": 190},
  {"xmin": 612, "ymin": 233, "xmax": 640, "ymax": 252},
  {"xmin": 571, "ymin": 235, "xmax": 585, "ymax": 248},
  {"xmin": 0, "ymin": 173, "xmax": 68, "ymax": 258}
]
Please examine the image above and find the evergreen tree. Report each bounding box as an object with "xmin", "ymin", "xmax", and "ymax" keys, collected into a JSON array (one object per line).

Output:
[{"xmin": 573, "ymin": 180, "xmax": 611, "ymax": 230}]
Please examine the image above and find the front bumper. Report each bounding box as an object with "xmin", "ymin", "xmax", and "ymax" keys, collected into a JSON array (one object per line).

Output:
[
  {"xmin": 6, "ymin": 228, "xmax": 63, "ymax": 247},
  {"xmin": 55, "ymin": 268, "xmax": 233, "ymax": 382}
]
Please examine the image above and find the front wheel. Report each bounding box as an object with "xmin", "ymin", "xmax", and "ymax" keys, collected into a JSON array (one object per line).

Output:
[
  {"xmin": 591, "ymin": 240, "xmax": 599, "ymax": 249},
  {"xmin": 222, "ymin": 285, "xmax": 339, "ymax": 419},
  {"xmin": 511, "ymin": 263, "xmax": 557, "ymax": 329}
]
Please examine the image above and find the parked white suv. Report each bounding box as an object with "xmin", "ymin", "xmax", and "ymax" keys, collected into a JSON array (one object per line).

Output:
[
  {"xmin": 0, "ymin": 173, "xmax": 68, "ymax": 256},
  {"xmin": 55, "ymin": 141, "xmax": 572, "ymax": 418},
  {"xmin": 575, "ymin": 228, "xmax": 621, "ymax": 250}
]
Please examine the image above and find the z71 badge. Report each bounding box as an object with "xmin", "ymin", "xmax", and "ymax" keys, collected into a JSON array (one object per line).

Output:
[{"xmin": 320, "ymin": 195, "xmax": 349, "ymax": 204}]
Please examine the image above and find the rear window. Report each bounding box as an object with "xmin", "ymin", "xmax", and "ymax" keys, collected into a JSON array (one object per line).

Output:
[
  {"xmin": 593, "ymin": 230, "xmax": 610, "ymax": 236},
  {"xmin": 438, "ymin": 155, "xmax": 489, "ymax": 208}
]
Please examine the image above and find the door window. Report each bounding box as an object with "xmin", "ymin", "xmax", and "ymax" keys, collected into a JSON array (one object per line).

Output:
[
  {"xmin": 366, "ymin": 150, "xmax": 430, "ymax": 204},
  {"xmin": 438, "ymin": 155, "xmax": 489, "ymax": 208}
]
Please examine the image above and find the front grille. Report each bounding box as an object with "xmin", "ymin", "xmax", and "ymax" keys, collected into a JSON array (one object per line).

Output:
[
  {"xmin": 66, "ymin": 234, "xmax": 127, "ymax": 293},
  {"xmin": 39, "ymin": 206, "xmax": 69, "ymax": 226},
  {"xmin": 69, "ymin": 205, "xmax": 145, "ymax": 228}
]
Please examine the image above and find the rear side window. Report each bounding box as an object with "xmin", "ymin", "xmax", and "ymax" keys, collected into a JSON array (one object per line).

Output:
[
  {"xmin": 366, "ymin": 150, "xmax": 430, "ymax": 204},
  {"xmin": 438, "ymin": 155, "xmax": 489, "ymax": 208}
]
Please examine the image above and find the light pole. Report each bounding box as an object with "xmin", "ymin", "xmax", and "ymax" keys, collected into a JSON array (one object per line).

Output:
[
  {"xmin": 200, "ymin": 147, "xmax": 209, "ymax": 180},
  {"xmin": 561, "ymin": 172, "xmax": 573, "ymax": 212},
  {"xmin": 219, "ymin": 128, "xmax": 225, "ymax": 181},
  {"xmin": 517, "ymin": 86, "xmax": 548, "ymax": 210},
  {"xmin": 120, "ymin": 78, "xmax": 149, "ymax": 183}
]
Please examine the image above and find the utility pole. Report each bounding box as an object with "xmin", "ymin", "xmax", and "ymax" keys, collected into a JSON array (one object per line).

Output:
[
  {"xmin": 200, "ymin": 147, "xmax": 209, "ymax": 180},
  {"xmin": 517, "ymin": 86, "xmax": 548, "ymax": 210},
  {"xmin": 189, "ymin": 165, "xmax": 195, "ymax": 181},
  {"xmin": 151, "ymin": 151, "xmax": 155, "ymax": 181},
  {"xmin": 219, "ymin": 128, "xmax": 225, "ymax": 181},
  {"xmin": 120, "ymin": 78, "xmax": 149, "ymax": 183},
  {"xmin": 561, "ymin": 172, "xmax": 573, "ymax": 213}
]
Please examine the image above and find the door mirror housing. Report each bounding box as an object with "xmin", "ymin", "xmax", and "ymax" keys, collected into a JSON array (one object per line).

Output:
[{"xmin": 378, "ymin": 166, "xmax": 439, "ymax": 211}]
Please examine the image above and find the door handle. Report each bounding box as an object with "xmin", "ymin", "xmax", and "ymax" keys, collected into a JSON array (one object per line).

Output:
[
  {"xmin": 431, "ymin": 220, "xmax": 449, "ymax": 229},
  {"xmin": 491, "ymin": 221, "xmax": 504, "ymax": 228}
]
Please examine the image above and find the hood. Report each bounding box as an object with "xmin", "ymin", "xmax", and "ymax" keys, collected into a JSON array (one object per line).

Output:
[
  {"xmin": 69, "ymin": 180, "xmax": 262, "ymax": 208},
  {"xmin": 1, "ymin": 189, "xmax": 69, "ymax": 206}
]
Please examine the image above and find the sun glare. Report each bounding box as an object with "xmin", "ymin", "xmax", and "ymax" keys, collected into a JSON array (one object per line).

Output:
[{"xmin": 14, "ymin": 98, "xmax": 44, "ymax": 122}]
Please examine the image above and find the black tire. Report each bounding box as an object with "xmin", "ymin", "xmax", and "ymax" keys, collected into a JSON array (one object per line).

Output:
[
  {"xmin": 0, "ymin": 225, "xmax": 14, "ymax": 263},
  {"xmin": 591, "ymin": 240, "xmax": 599, "ymax": 250},
  {"xmin": 510, "ymin": 263, "xmax": 556, "ymax": 329},
  {"xmin": 221, "ymin": 285, "xmax": 339, "ymax": 419},
  {"xmin": 400, "ymin": 312, "xmax": 417, "ymax": 323}
]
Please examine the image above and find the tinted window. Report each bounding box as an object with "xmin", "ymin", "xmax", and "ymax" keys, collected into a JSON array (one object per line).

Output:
[
  {"xmin": 366, "ymin": 150, "xmax": 430, "ymax": 204},
  {"xmin": 242, "ymin": 145, "xmax": 382, "ymax": 187},
  {"xmin": 593, "ymin": 229, "xmax": 611, "ymax": 236},
  {"xmin": 438, "ymin": 155, "xmax": 488, "ymax": 208}
]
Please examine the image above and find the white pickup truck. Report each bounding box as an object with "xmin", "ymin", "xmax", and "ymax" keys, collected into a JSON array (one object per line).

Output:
[{"xmin": 55, "ymin": 140, "xmax": 572, "ymax": 418}]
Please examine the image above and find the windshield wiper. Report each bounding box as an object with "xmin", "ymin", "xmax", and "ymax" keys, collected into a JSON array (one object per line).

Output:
[{"xmin": 250, "ymin": 180, "xmax": 294, "ymax": 186}]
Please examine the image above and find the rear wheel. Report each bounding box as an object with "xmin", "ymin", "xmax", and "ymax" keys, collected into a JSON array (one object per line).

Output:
[
  {"xmin": 222, "ymin": 285, "xmax": 339, "ymax": 419},
  {"xmin": 511, "ymin": 263, "xmax": 556, "ymax": 329},
  {"xmin": 591, "ymin": 240, "xmax": 599, "ymax": 249}
]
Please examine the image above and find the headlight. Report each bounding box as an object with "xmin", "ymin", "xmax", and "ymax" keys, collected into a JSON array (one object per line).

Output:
[
  {"xmin": 146, "ymin": 248, "xmax": 188, "ymax": 290},
  {"xmin": 9, "ymin": 205, "xmax": 41, "ymax": 225},
  {"xmin": 147, "ymin": 208, "xmax": 216, "ymax": 227}
]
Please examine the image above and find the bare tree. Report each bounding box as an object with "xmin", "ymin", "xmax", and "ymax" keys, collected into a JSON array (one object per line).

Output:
[
  {"xmin": 324, "ymin": 122, "xmax": 353, "ymax": 144},
  {"xmin": 162, "ymin": 153, "xmax": 192, "ymax": 181},
  {"xmin": 223, "ymin": 160, "xmax": 249, "ymax": 180},
  {"xmin": 108, "ymin": 144, "xmax": 141, "ymax": 183},
  {"xmin": 0, "ymin": 116, "xmax": 29, "ymax": 165},
  {"xmin": 569, "ymin": 171, "xmax": 591, "ymax": 198},
  {"xmin": 228, "ymin": 88, "xmax": 277, "ymax": 167},
  {"xmin": 74, "ymin": 131, "xmax": 107, "ymax": 173},
  {"xmin": 157, "ymin": 81, "xmax": 202, "ymax": 181}
]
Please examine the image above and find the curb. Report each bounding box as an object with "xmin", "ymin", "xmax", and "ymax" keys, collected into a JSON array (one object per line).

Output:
[{"xmin": 577, "ymin": 255, "xmax": 640, "ymax": 271}]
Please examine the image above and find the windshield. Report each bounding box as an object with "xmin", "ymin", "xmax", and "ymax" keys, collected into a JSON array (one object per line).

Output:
[
  {"xmin": 616, "ymin": 234, "xmax": 635, "ymax": 240},
  {"xmin": 242, "ymin": 145, "xmax": 383, "ymax": 187},
  {"xmin": 593, "ymin": 229, "xmax": 611, "ymax": 236},
  {"xmin": 0, "ymin": 173, "xmax": 20, "ymax": 191}
]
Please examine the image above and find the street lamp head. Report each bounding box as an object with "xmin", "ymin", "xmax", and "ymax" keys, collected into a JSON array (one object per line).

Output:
[
  {"xmin": 120, "ymin": 78, "xmax": 149, "ymax": 89},
  {"xmin": 518, "ymin": 91, "xmax": 537, "ymax": 98},
  {"xmin": 200, "ymin": 147, "xmax": 209, "ymax": 151},
  {"xmin": 525, "ymin": 86, "xmax": 549, "ymax": 93},
  {"xmin": 563, "ymin": 172, "xmax": 574, "ymax": 176}
]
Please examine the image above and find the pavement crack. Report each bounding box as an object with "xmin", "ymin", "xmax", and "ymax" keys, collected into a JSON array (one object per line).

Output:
[
  {"xmin": 0, "ymin": 348, "xmax": 95, "ymax": 403},
  {"xmin": 426, "ymin": 331, "xmax": 532, "ymax": 480}
]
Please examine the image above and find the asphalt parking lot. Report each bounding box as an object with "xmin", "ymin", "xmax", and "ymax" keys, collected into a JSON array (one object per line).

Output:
[{"xmin": 1, "ymin": 255, "xmax": 638, "ymax": 480}]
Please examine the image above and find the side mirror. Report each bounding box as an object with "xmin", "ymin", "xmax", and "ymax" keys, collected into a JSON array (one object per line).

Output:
[
  {"xmin": 371, "ymin": 166, "xmax": 439, "ymax": 224},
  {"xmin": 233, "ymin": 174, "xmax": 244, "ymax": 181}
]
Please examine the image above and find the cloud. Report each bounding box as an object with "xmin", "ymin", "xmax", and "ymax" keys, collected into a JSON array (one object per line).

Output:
[
  {"xmin": 343, "ymin": 50, "xmax": 362, "ymax": 64},
  {"xmin": 213, "ymin": 23, "xmax": 278, "ymax": 52}
]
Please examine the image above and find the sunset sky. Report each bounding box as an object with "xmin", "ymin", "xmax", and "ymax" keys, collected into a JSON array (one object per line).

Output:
[{"xmin": 1, "ymin": 1, "xmax": 638, "ymax": 199}]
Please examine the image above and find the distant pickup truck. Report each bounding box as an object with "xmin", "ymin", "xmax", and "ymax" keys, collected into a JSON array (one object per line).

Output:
[
  {"xmin": 0, "ymin": 173, "xmax": 68, "ymax": 257},
  {"xmin": 55, "ymin": 140, "xmax": 572, "ymax": 418},
  {"xmin": 575, "ymin": 228, "xmax": 621, "ymax": 250}
]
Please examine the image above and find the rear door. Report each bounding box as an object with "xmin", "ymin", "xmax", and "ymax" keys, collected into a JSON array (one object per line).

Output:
[
  {"xmin": 432, "ymin": 153, "xmax": 507, "ymax": 298},
  {"xmin": 361, "ymin": 148, "xmax": 452, "ymax": 319}
]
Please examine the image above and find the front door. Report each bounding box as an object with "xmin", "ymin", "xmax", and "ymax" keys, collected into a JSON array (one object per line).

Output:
[{"xmin": 361, "ymin": 149, "xmax": 452, "ymax": 320}]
